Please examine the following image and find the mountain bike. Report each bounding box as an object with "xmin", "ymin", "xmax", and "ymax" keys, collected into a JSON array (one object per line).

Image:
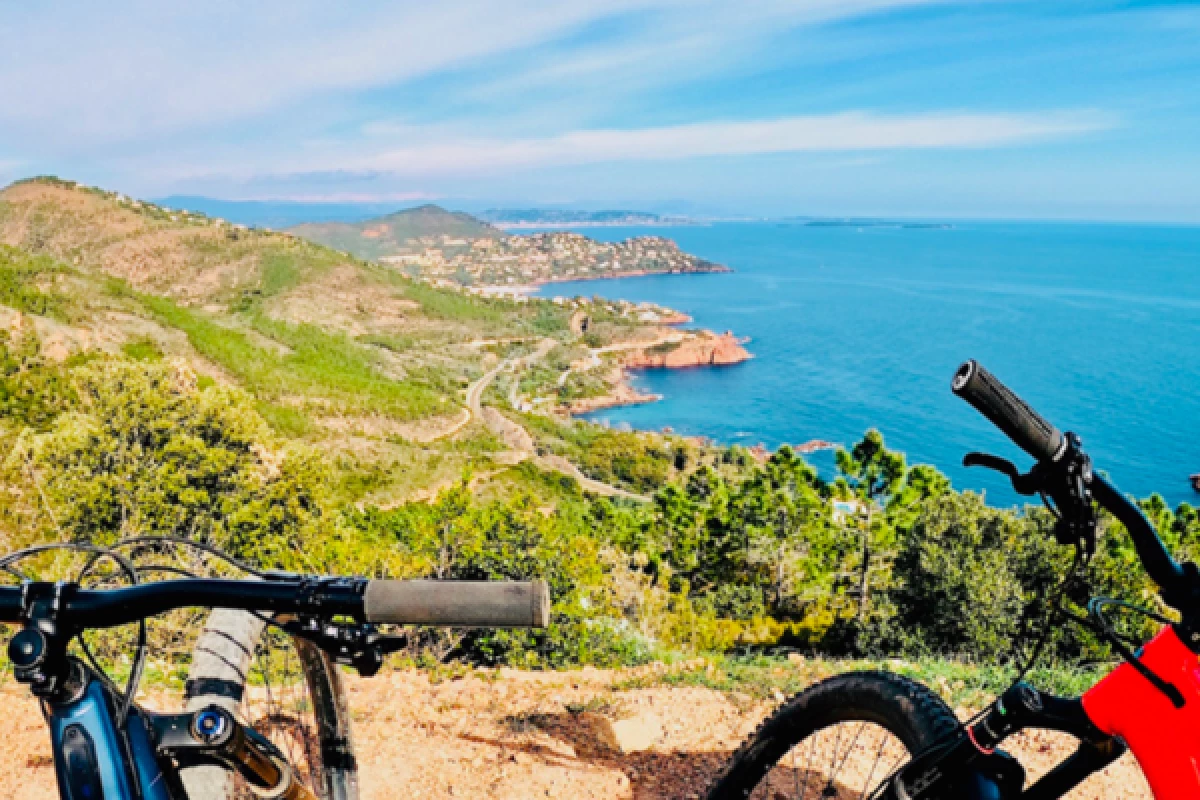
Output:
[
  {"xmin": 0, "ymin": 540, "xmax": 549, "ymax": 800},
  {"xmin": 707, "ymin": 359, "xmax": 1200, "ymax": 799}
]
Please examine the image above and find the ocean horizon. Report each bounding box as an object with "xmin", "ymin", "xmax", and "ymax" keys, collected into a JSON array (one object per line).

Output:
[{"xmin": 536, "ymin": 220, "xmax": 1200, "ymax": 508}]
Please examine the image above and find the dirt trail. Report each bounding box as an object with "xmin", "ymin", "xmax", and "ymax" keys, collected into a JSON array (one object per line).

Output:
[
  {"xmin": 0, "ymin": 668, "xmax": 1149, "ymax": 800},
  {"xmin": 462, "ymin": 337, "xmax": 649, "ymax": 501}
]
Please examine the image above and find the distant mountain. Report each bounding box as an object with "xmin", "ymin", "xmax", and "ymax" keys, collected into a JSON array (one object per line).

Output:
[
  {"xmin": 478, "ymin": 209, "xmax": 682, "ymax": 227},
  {"xmin": 288, "ymin": 205, "xmax": 502, "ymax": 261},
  {"xmin": 155, "ymin": 195, "xmax": 400, "ymax": 229}
]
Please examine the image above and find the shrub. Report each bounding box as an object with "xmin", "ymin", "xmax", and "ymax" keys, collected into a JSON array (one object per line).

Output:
[{"xmin": 10, "ymin": 359, "xmax": 328, "ymax": 568}]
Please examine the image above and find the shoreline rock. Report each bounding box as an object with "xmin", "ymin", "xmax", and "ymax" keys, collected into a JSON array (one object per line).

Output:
[
  {"xmin": 563, "ymin": 329, "xmax": 752, "ymax": 417},
  {"xmin": 567, "ymin": 382, "xmax": 661, "ymax": 414},
  {"xmin": 623, "ymin": 330, "xmax": 751, "ymax": 369}
]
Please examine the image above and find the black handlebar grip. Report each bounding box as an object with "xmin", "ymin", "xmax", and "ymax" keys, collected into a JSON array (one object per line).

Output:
[
  {"xmin": 363, "ymin": 580, "xmax": 550, "ymax": 628},
  {"xmin": 952, "ymin": 360, "xmax": 1067, "ymax": 463}
]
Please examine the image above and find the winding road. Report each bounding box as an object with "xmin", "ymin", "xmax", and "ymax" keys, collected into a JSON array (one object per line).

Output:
[{"xmin": 460, "ymin": 338, "xmax": 649, "ymax": 502}]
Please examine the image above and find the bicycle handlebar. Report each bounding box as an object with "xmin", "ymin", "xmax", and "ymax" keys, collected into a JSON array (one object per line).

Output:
[
  {"xmin": 1088, "ymin": 475, "xmax": 1186, "ymax": 600},
  {"xmin": 0, "ymin": 577, "xmax": 551, "ymax": 630},
  {"xmin": 952, "ymin": 359, "xmax": 1189, "ymax": 602},
  {"xmin": 952, "ymin": 360, "xmax": 1067, "ymax": 463},
  {"xmin": 364, "ymin": 580, "xmax": 550, "ymax": 627}
]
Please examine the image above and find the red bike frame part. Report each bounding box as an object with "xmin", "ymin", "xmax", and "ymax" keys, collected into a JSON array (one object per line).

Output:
[{"xmin": 1082, "ymin": 626, "xmax": 1200, "ymax": 799}]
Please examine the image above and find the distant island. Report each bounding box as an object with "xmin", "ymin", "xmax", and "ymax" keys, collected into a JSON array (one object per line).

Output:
[
  {"xmin": 288, "ymin": 204, "xmax": 729, "ymax": 288},
  {"xmin": 780, "ymin": 217, "xmax": 954, "ymax": 230},
  {"xmin": 476, "ymin": 209, "xmax": 689, "ymax": 228}
]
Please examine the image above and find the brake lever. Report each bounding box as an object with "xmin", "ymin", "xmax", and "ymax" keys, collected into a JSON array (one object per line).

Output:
[
  {"xmin": 963, "ymin": 452, "xmax": 1044, "ymax": 496},
  {"xmin": 282, "ymin": 617, "xmax": 406, "ymax": 677},
  {"xmin": 965, "ymin": 441, "xmax": 1098, "ymax": 556}
]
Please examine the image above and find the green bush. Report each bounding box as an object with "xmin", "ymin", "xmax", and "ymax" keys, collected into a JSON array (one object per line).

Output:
[
  {"xmin": 10, "ymin": 359, "xmax": 328, "ymax": 568},
  {"xmin": 0, "ymin": 244, "xmax": 75, "ymax": 321}
]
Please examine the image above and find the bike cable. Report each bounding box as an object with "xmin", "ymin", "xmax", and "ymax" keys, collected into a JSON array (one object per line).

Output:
[{"xmin": 0, "ymin": 541, "xmax": 147, "ymax": 723}]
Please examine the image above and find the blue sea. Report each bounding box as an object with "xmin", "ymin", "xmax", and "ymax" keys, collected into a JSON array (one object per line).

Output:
[{"xmin": 536, "ymin": 221, "xmax": 1200, "ymax": 508}]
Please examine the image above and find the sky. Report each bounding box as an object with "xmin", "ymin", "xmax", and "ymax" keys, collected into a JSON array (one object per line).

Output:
[{"xmin": 1, "ymin": 1, "xmax": 1199, "ymax": 221}]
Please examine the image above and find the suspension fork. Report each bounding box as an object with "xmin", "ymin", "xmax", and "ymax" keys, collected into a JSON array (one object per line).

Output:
[
  {"xmin": 154, "ymin": 706, "xmax": 318, "ymax": 800},
  {"xmin": 885, "ymin": 683, "xmax": 1124, "ymax": 799},
  {"xmin": 973, "ymin": 683, "xmax": 1125, "ymax": 798}
]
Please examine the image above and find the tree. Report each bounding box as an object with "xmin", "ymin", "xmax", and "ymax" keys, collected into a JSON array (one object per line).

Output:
[
  {"xmin": 835, "ymin": 430, "xmax": 906, "ymax": 625},
  {"xmin": 886, "ymin": 491, "xmax": 1027, "ymax": 659}
]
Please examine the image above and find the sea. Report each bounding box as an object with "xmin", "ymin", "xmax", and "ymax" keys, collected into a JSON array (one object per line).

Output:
[{"xmin": 534, "ymin": 221, "xmax": 1200, "ymax": 508}]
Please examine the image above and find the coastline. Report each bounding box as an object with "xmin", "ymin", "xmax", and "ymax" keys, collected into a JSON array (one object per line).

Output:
[
  {"xmin": 567, "ymin": 381, "xmax": 662, "ymax": 414},
  {"xmin": 567, "ymin": 330, "xmax": 752, "ymax": 418},
  {"xmin": 534, "ymin": 264, "xmax": 731, "ymax": 288},
  {"xmin": 474, "ymin": 265, "xmax": 748, "ymax": 423}
]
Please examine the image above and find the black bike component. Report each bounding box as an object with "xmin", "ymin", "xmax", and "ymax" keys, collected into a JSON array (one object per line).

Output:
[
  {"xmin": 282, "ymin": 616, "xmax": 410, "ymax": 677},
  {"xmin": 1022, "ymin": 738, "xmax": 1126, "ymax": 799},
  {"xmin": 963, "ymin": 452, "xmax": 1044, "ymax": 495},
  {"xmin": 1088, "ymin": 474, "xmax": 1189, "ymax": 605},
  {"xmin": 154, "ymin": 708, "xmax": 234, "ymax": 753},
  {"xmin": 1046, "ymin": 434, "xmax": 1099, "ymax": 554},
  {"xmin": 60, "ymin": 724, "xmax": 104, "ymax": 800},
  {"xmin": 954, "ymin": 361, "xmax": 1190, "ymax": 590},
  {"xmin": 964, "ymin": 435, "xmax": 1098, "ymax": 555},
  {"xmin": 952, "ymin": 360, "xmax": 1067, "ymax": 464},
  {"xmin": 971, "ymin": 684, "xmax": 1111, "ymax": 751},
  {"xmin": 8, "ymin": 626, "xmax": 48, "ymax": 671},
  {"xmin": 11, "ymin": 581, "xmax": 76, "ymax": 697},
  {"xmin": 0, "ymin": 577, "xmax": 370, "ymax": 629},
  {"xmin": 885, "ymin": 685, "xmax": 1116, "ymax": 800},
  {"xmin": 363, "ymin": 579, "xmax": 551, "ymax": 627},
  {"xmin": 705, "ymin": 671, "xmax": 961, "ymax": 800},
  {"xmin": 878, "ymin": 736, "xmax": 1021, "ymax": 800}
]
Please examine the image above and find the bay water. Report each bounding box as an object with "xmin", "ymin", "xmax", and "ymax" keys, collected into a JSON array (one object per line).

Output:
[{"xmin": 536, "ymin": 221, "xmax": 1200, "ymax": 507}]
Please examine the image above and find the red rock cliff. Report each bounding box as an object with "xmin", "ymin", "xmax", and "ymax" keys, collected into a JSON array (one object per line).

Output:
[{"xmin": 624, "ymin": 331, "xmax": 751, "ymax": 368}]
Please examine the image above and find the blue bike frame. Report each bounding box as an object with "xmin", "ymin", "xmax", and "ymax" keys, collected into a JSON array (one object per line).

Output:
[{"xmin": 45, "ymin": 665, "xmax": 175, "ymax": 800}]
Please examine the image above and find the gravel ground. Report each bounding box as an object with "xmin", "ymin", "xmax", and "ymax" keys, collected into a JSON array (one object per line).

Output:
[{"xmin": 0, "ymin": 668, "xmax": 1150, "ymax": 799}]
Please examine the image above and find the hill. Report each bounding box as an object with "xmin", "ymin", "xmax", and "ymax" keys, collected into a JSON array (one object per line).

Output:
[
  {"xmin": 289, "ymin": 204, "xmax": 502, "ymax": 261},
  {"xmin": 0, "ymin": 177, "xmax": 726, "ymax": 506},
  {"xmin": 0, "ymin": 178, "xmax": 1179, "ymax": 692}
]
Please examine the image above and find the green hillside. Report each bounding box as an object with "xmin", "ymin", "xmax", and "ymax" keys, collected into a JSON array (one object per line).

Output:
[
  {"xmin": 0, "ymin": 177, "xmax": 656, "ymax": 505},
  {"xmin": 288, "ymin": 204, "xmax": 501, "ymax": 261}
]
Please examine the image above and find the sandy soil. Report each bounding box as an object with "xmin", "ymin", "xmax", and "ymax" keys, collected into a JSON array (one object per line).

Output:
[{"xmin": 0, "ymin": 668, "xmax": 1150, "ymax": 799}]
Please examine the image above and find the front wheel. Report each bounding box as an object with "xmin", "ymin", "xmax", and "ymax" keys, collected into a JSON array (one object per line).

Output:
[
  {"xmin": 178, "ymin": 609, "xmax": 359, "ymax": 800},
  {"xmin": 706, "ymin": 671, "xmax": 959, "ymax": 799}
]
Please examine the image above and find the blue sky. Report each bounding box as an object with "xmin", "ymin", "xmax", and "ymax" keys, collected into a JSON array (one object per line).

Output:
[{"xmin": 2, "ymin": 1, "xmax": 1199, "ymax": 220}]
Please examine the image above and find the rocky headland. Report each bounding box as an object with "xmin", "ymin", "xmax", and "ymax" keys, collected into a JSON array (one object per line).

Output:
[{"xmin": 623, "ymin": 331, "xmax": 751, "ymax": 369}]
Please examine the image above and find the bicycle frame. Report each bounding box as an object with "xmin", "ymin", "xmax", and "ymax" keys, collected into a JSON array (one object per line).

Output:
[
  {"xmin": 946, "ymin": 624, "xmax": 1200, "ymax": 799},
  {"xmin": 42, "ymin": 662, "xmax": 176, "ymax": 800},
  {"xmin": 38, "ymin": 656, "xmax": 328, "ymax": 800},
  {"xmin": 1082, "ymin": 625, "xmax": 1200, "ymax": 798}
]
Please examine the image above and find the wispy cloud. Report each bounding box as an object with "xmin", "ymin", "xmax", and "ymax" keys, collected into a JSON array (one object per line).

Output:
[
  {"xmin": 240, "ymin": 111, "xmax": 1115, "ymax": 180},
  {"xmin": 2, "ymin": 2, "xmax": 1188, "ymax": 220},
  {"xmin": 0, "ymin": 0, "xmax": 938, "ymax": 147}
]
